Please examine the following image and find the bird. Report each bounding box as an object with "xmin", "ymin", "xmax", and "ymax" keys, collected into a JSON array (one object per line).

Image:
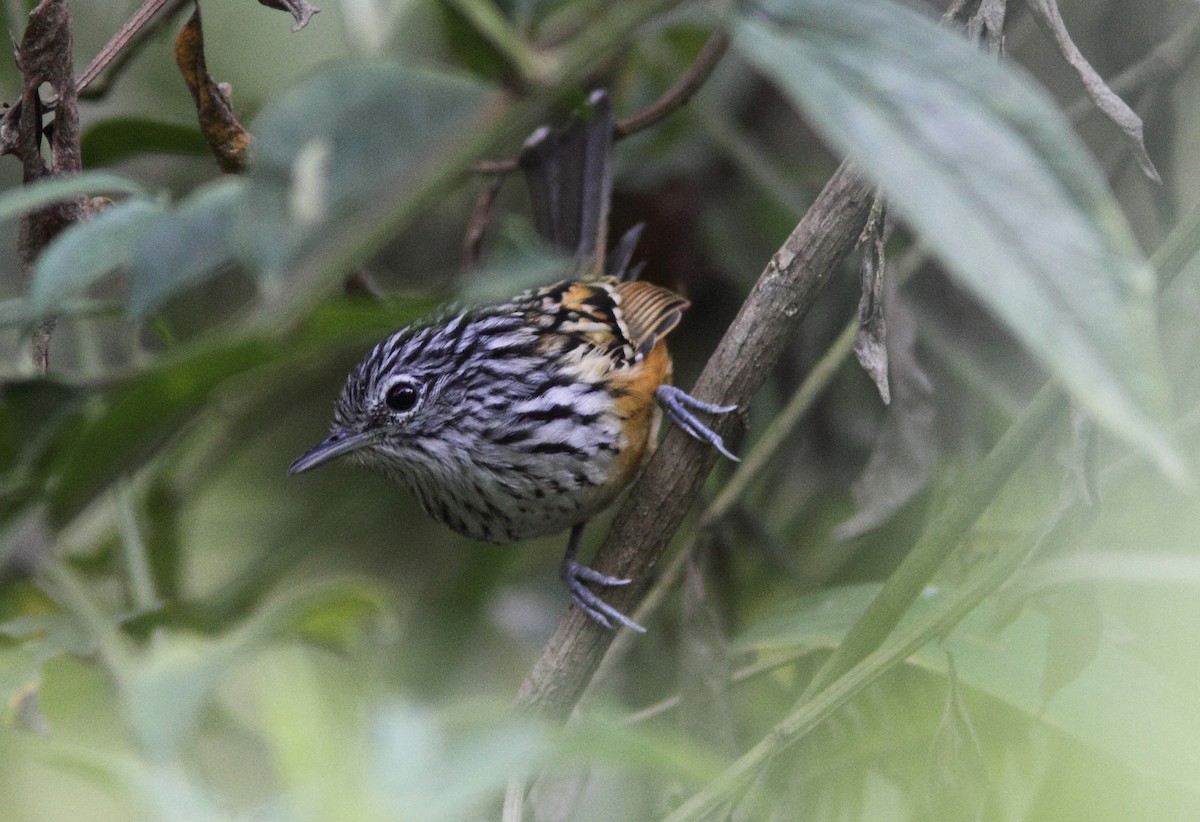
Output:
[{"xmin": 289, "ymin": 90, "xmax": 737, "ymax": 632}]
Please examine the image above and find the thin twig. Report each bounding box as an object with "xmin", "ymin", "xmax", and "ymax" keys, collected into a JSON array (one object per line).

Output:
[
  {"xmin": 623, "ymin": 648, "xmax": 812, "ymax": 725},
  {"xmin": 75, "ymin": 0, "xmax": 191, "ymax": 99},
  {"xmin": 1066, "ymin": 11, "xmax": 1200, "ymax": 122},
  {"xmin": 461, "ymin": 174, "xmax": 505, "ymax": 272},
  {"xmin": 474, "ymin": 28, "xmax": 731, "ymax": 175},
  {"xmin": 615, "ymin": 29, "xmax": 731, "ymax": 136}
]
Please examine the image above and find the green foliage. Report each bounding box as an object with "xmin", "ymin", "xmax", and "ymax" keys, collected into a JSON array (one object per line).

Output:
[
  {"xmin": 81, "ymin": 119, "xmax": 211, "ymax": 167},
  {"xmin": 3, "ymin": 0, "xmax": 1200, "ymax": 820},
  {"xmin": 737, "ymin": 0, "xmax": 1178, "ymax": 479}
]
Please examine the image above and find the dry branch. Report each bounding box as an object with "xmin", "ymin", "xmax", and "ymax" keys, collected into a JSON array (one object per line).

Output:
[{"xmin": 16, "ymin": 0, "xmax": 84, "ymax": 373}]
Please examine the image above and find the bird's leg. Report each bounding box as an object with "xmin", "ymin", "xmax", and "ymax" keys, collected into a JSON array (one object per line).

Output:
[
  {"xmin": 655, "ymin": 385, "xmax": 740, "ymax": 462},
  {"xmin": 559, "ymin": 522, "xmax": 646, "ymax": 633}
]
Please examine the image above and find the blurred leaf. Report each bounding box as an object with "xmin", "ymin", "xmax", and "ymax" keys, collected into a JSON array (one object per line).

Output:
[
  {"xmin": 437, "ymin": 2, "xmax": 513, "ymax": 84},
  {"xmin": 373, "ymin": 703, "xmax": 552, "ymax": 820},
  {"xmin": 235, "ymin": 61, "xmax": 490, "ymax": 277},
  {"xmin": 33, "ymin": 296, "xmax": 434, "ymax": 528},
  {"xmin": 735, "ymin": 584, "xmax": 882, "ymax": 654},
  {"xmin": 0, "ymin": 296, "xmax": 117, "ymax": 327},
  {"xmin": 1036, "ymin": 587, "xmax": 1103, "ymax": 711},
  {"xmin": 124, "ymin": 578, "xmax": 389, "ymax": 756},
  {"xmin": 0, "ymin": 171, "xmax": 144, "ymax": 224},
  {"xmin": 927, "ymin": 601, "xmax": 1200, "ymax": 797},
  {"xmin": 679, "ymin": 552, "xmax": 738, "ymax": 757},
  {"xmin": 81, "ymin": 118, "xmax": 210, "ymax": 167},
  {"xmin": 239, "ymin": 577, "xmax": 393, "ymax": 651},
  {"xmin": 564, "ymin": 711, "xmax": 727, "ymax": 785},
  {"xmin": 736, "ymin": 0, "xmax": 1181, "ymax": 480},
  {"xmin": 0, "ymin": 380, "xmax": 84, "ymax": 475},
  {"xmin": 835, "ymin": 280, "xmax": 936, "ymax": 540},
  {"xmin": 926, "ymin": 655, "xmax": 988, "ymax": 822},
  {"xmin": 0, "ymin": 607, "xmax": 92, "ymax": 721},
  {"xmin": 257, "ymin": 649, "xmax": 552, "ymax": 822},
  {"xmin": 738, "ymin": 584, "xmax": 1200, "ymax": 796},
  {"xmin": 127, "ymin": 179, "xmax": 245, "ymax": 317},
  {"xmin": 46, "ymin": 337, "xmax": 273, "ymax": 525},
  {"xmin": 142, "ymin": 480, "xmax": 184, "ymax": 603},
  {"xmin": 0, "ymin": 382, "xmax": 86, "ymax": 530},
  {"xmin": 259, "ymin": 647, "xmax": 721, "ymax": 822},
  {"xmin": 28, "ymin": 198, "xmax": 166, "ymax": 316}
]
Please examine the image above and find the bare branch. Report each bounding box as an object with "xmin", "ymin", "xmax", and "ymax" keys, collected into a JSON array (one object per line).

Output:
[
  {"xmin": 75, "ymin": 0, "xmax": 191, "ymax": 100},
  {"xmin": 614, "ymin": 29, "xmax": 731, "ymax": 136}
]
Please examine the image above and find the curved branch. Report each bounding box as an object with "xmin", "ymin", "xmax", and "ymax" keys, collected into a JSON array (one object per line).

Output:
[
  {"xmin": 513, "ymin": 161, "xmax": 875, "ymax": 722},
  {"xmin": 614, "ymin": 29, "xmax": 731, "ymax": 137},
  {"xmin": 473, "ymin": 28, "xmax": 732, "ymax": 175}
]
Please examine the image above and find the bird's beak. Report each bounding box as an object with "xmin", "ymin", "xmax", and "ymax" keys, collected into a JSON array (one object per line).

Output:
[{"xmin": 288, "ymin": 429, "xmax": 374, "ymax": 475}]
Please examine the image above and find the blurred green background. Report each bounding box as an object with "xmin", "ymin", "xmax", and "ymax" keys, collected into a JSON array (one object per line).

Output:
[{"xmin": 3, "ymin": 0, "xmax": 1200, "ymax": 819}]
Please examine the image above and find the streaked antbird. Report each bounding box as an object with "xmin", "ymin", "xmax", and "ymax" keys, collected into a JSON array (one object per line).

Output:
[{"xmin": 290, "ymin": 91, "xmax": 737, "ymax": 631}]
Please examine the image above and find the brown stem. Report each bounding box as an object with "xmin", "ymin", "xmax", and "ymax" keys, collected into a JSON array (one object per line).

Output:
[
  {"xmin": 513, "ymin": 161, "xmax": 875, "ymax": 724},
  {"xmin": 473, "ymin": 28, "xmax": 731, "ymax": 175},
  {"xmin": 614, "ymin": 29, "xmax": 731, "ymax": 136},
  {"xmin": 460, "ymin": 174, "xmax": 505, "ymax": 272}
]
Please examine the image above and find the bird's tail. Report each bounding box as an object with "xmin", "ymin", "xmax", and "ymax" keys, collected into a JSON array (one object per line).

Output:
[{"xmin": 520, "ymin": 89, "xmax": 641, "ymax": 281}]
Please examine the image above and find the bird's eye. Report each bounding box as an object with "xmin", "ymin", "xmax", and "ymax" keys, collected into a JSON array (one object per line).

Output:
[{"xmin": 385, "ymin": 382, "xmax": 420, "ymax": 413}]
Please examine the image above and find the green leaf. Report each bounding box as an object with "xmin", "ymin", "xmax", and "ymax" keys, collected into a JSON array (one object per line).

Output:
[
  {"xmin": 739, "ymin": 584, "xmax": 1200, "ymax": 796},
  {"xmin": 235, "ymin": 61, "xmax": 491, "ymax": 277},
  {"xmin": 0, "ymin": 171, "xmax": 145, "ymax": 224},
  {"xmin": 36, "ymin": 296, "xmax": 436, "ymax": 527},
  {"xmin": 81, "ymin": 118, "xmax": 210, "ymax": 167},
  {"xmin": 0, "ymin": 607, "xmax": 93, "ymax": 722},
  {"xmin": 926, "ymin": 656, "xmax": 988, "ymax": 822},
  {"xmin": 734, "ymin": 584, "xmax": 881, "ymax": 653},
  {"xmin": 46, "ymin": 338, "xmax": 273, "ymax": 525},
  {"xmin": 0, "ymin": 296, "xmax": 117, "ymax": 327},
  {"xmin": 29, "ymin": 198, "xmax": 166, "ymax": 316},
  {"xmin": 917, "ymin": 600, "xmax": 1200, "ymax": 797},
  {"xmin": 127, "ymin": 179, "xmax": 246, "ymax": 318},
  {"xmin": 123, "ymin": 578, "xmax": 389, "ymax": 756},
  {"xmin": 735, "ymin": 0, "xmax": 1181, "ymax": 479}
]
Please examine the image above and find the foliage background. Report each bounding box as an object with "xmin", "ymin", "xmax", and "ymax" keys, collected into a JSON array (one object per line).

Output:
[{"xmin": 2, "ymin": 0, "xmax": 1200, "ymax": 819}]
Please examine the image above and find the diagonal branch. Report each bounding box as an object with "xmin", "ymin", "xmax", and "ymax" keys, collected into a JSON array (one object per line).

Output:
[{"xmin": 513, "ymin": 161, "xmax": 875, "ymax": 723}]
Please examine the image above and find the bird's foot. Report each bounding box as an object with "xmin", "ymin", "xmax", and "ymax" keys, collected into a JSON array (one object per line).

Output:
[
  {"xmin": 656, "ymin": 384, "xmax": 740, "ymax": 462},
  {"xmin": 559, "ymin": 558, "xmax": 646, "ymax": 633}
]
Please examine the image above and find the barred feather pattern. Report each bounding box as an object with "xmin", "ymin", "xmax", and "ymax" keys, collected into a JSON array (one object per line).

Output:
[{"xmin": 332, "ymin": 277, "xmax": 682, "ymax": 543}]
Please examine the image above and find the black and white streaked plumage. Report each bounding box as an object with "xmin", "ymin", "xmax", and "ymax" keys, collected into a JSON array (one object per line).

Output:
[{"xmin": 290, "ymin": 91, "xmax": 737, "ymax": 631}]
